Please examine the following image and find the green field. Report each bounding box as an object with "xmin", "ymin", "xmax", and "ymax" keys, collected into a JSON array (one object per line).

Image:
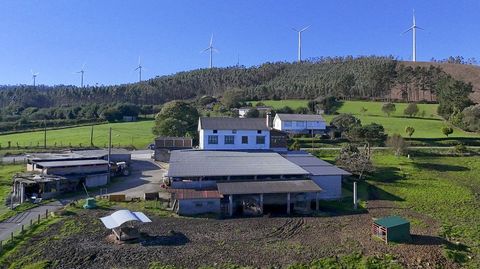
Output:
[
  {"xmin": 0, "ymin": 121, "xmax": 155, "ymax": 150},
  {"xmin": 251, "ymin": 100, "xmax": 479, "ymax": 138}
]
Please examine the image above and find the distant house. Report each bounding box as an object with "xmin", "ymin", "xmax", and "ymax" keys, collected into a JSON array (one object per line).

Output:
[
  {"xmin": 198, "ymin": 117, "xmax": 270, "ymax": 150},
  {"xmin": 238, "ymin": 106, "xmax": 272, "ymax": 118},
  {"xmin": 273, "ymin": 113, "xmax": 327, "ymax": 134}
]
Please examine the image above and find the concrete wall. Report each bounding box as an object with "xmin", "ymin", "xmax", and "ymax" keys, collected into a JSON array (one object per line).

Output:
[
  {"xmin": 177, "ymin": 198, "xmax": 221, "ymax": 215},
  {"xmin": 171, "ymin": 180, "xmax": 217, "ymax": 189},
  {"xmin": 199, "ymin": 129, "xmax": 270, "ymax": 150},
  {"xmin": 45, "ymin": 164, "xmax": 108, "ymax": 176},
  {"xmin": 85, "ymin": 173, "xmax": 108, "ymax": 187},
  {"xmin": 311, "ymin": 175, "xmax": 342, "ymax": 200}
]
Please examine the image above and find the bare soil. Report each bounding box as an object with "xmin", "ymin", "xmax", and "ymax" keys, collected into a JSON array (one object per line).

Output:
[{"xmin": 3, "ymin": 200, "xmax": 458, "ymax": 269}]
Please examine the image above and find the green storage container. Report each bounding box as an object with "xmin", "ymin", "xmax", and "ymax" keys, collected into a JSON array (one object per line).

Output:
[
  {"xmin": 83, "ymin": 198, "xmax": 97, "ymax": 209},
  {"xmin": 373, "ymin": 216, "xmax": 411, "ymax": 243}
]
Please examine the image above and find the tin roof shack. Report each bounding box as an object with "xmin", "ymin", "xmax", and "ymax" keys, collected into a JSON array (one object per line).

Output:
[
  {"xmin": 12, "ymin": 173, "xmax": 67, "ymax": 204},
  {"xmin": 372, "ymin": 216, "xmax": 411, "ymax": 244},
  {"xmin": 169, "ymin": 189, "xmax": 223, "ymax": 215},
  {"xmin": 34, "ymin": 159, "xmax": 109, "ymax": 188}
]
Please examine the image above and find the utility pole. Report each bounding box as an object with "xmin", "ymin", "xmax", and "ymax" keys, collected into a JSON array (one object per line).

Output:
[
  {"xmin": 90, "ymin": 125, "xmax": 94, "ymax": 147},
  {"xmin": 107, "ymin": 127, "xmax": 112, "ymax": 182},
  {"xmin": 43, "ymin": 119, "xmax": 47, "ymax": 149}
]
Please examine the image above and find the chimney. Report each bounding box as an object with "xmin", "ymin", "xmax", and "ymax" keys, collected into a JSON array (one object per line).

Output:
[{"xmin": 266, "ymin": 112, "xmax": 271, "ymax": 128}]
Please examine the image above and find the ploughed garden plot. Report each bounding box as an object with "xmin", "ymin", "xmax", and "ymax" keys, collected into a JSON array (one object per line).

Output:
[{"xmin": 2, "ymin": 200, "xmax": 457, "ymax": 269}]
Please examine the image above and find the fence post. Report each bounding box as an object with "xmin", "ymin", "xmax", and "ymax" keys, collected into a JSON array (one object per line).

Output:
[
  {"xmin": 45, "ymin": 209, "xmax": 48, "ymax": 218},
  {"xmin": 10, "ymin": 232, "xmax": 13, "ymax": 241},
  {"xmin": 0, "ymin": 240, "xmax": 2, "ymax": 251},
  {"xmin": 38, "ymin": 214, "xmax": 40, "ymax": 224},
  {"xmin": 30, "ymin": 219, "xmax": 33, "ymax": 227},
  {"xmin": 21, "ymin": 224, "xmax": 24, "ymax": 233}
]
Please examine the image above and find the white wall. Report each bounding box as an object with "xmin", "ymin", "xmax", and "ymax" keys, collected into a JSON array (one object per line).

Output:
[
  {"xmin": 199, "ymin": 129, "xmax": 270, "ymax": 150},
  {"xmin": 311, "ymin": 175, "xmax": 342, "ymax": 200},
  {"xmin": 273, "ymin": 116, "xmax": 326, "ymax": 132},
  {"xmin": 177, "ymin": 199, "xmax": 221, "ymax": 215}
]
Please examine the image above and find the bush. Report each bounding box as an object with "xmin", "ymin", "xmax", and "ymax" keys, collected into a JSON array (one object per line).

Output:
[
  {"xmin": 381, "ymin": 102, "xmax": 396, "ymax": 117},
  {"xmin": 461, "ymin": 104, "xmax": 480, "ymax": 132},
  {"xmin": 387, "ymin": 134, "xmax": 408, "ymax": 156},
  {"xmin": 405, "ymin": 126, "xmax": 415, "ymax": 137},
  {"xmin": 404, "ymin": 103, "xmax": 419, "ymax": 117},
  {"xmin": 442, "ymin": 126, "xmax": 454, "ymax": 137}
]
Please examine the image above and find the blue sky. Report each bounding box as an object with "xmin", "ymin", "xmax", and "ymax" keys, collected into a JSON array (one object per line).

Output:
[{"xmin": 0, "ymin": 0, "xmax": 479, "ymax": 86}]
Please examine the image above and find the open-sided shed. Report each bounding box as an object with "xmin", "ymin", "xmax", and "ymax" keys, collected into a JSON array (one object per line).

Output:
[{"xmin": 372, "ymin": 216, "xmax": 411, "ymax": 243}]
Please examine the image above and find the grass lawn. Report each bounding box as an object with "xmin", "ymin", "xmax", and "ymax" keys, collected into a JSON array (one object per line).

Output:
[
  {"xmin": 0, "ymin": 120, "xmax": 155, "ymax": 150},
  {"xmin": 0, "ymin": 164, "xmax": 23, "ymax": 215},
  {"xmin": 251, "ymin": 100, "xmax": 479, "ymax": 138}
]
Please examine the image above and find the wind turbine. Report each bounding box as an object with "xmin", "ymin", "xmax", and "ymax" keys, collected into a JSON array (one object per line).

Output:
[
  {"xmin": 76, "ymin": 63, "xmax": 86, "ymax": 87},
  {"xmin": 292, "ymin": 25, "xmax": 310, "ymax": 62},
  {"xmin": 134, "ymin": 57, "xmax": 143, "ymax": 82},
  {"xmin": 202, "ymin": 34, "xmax": 218, "ymax": 68},
  {"xmin": 31, "ymin": 70, "xmax": 39, "ymax": 87},
  {"xmin": 403, "ymin": 10, "xmax": 424, "ymax": 62}
]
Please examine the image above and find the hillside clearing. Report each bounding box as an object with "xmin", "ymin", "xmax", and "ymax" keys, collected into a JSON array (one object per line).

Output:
[{"xmin": 251, "ymin": 100, "xmax": 479, "ymax": 138}]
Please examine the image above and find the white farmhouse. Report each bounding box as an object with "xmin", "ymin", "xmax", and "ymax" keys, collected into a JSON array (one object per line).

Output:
[
  {"xmin": 273, "ymin": 113, "xmax": 327, "ymax": 134},
  {"xmin": 198, "ymin": 117, "xmax": 270, "ymax": 150}
]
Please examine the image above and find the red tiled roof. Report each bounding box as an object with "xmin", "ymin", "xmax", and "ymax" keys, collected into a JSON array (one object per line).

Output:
[{"xmin": 169, "ymin": 188, "xmax": 223, "ymax": 200}]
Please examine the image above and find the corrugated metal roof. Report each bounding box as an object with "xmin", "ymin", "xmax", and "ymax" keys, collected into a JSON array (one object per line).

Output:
[
  {"xmin": 36, "ymin": 159, "xmax": 109, "ymax": 168},
  {"xmin": 217, "ymin": 180, "xmax": 322, "ymax": 195},
  {"xmin": 199, "ymin": 117, "xmax": 268, "ymax": 130},
  {"xmin": 276, "ymin": 113, "xmax": 326, "ymax": 122},
  {"xmin": 284, "ymin": 153, "xmax": 351, "ymax": 176},
  {"xmin": 169, "ymin": 189, "xmax": 223, "ymax": 200},
  {"xmin": 167, "ymin": 150, "xmax": 309, "ymax": 178},
  {"xmin": 72, "ymin": 149, "xmax": 131, "ymax": 158},
  {"xmin": 374, "ymin": 216, "xmax": 409, "ymax": 228}
]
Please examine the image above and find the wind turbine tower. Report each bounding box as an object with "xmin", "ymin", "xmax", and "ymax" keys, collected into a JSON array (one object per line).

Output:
[
  {"xmin": 77, "ymin": 63, "xmax": 86, "ymax": 87},
  {"xmin": 292, "ymin": 25, "xmax": 310, "ymax": 62},
  {"xmin": 203, "ymin": 34, "xmax": 218, "ymax": 68},
  {"xmin": 134, "ymin": 57, "xmax": 143, "ymax": 82},
  {"xmin": 31, "ymin": 70, "xmax": 39, "ymax": 87},
  {"xmin": 403, "ymin": 10, "xmax": 424, "ymax": 62}
]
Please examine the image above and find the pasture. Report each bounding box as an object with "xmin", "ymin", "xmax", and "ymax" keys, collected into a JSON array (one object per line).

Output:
[
  {"xmin": 251, "ymin": 100, "xmax": 479, "ymax": 138},
  {"xmin": 0, "ymin": 121, "xmax": 155, "ymax": 150}
]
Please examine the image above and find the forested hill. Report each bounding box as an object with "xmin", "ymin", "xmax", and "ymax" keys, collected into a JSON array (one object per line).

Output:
[{"xmin": 1, "ymin": 56, "xmax": 479, "ymax": 109}]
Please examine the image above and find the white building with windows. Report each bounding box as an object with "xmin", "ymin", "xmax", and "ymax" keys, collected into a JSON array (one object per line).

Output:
[
  {"xmin": 273, "ymin": 113, "xmax": 327, "ymax": 134},
  {"xmin": 198, "ymin": 117, "xmax": 270, "ymax": 150}
]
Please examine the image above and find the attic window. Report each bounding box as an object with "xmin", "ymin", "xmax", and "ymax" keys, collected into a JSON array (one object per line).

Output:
[
  {"xmin": 213, "ymin": 130, "xmax": 218, "ymax": 134},
  {"xmin": 257, "ymin": 130, "xmax": 262, "ymax": 134},
  {"xmin": 232, "ymin": 130, "xmax": 237, "ymax": 134}
]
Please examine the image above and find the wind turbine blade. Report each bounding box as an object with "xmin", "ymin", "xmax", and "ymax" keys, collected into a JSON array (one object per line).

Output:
[
  {"xmin": 201, "ymin": 47, "xmax": 210, "ymax": 53},
  {"xmin": 134, "ymin": 66, "xmax": 140, "ymax": 71},
  {"xmin": 30, "ymin": 69, "xmax": 34, "ymax": 75},
  {"xmin": 416, "ymin": 26, "xmax": 425, "ymax": 31},
  {"xmin": 292, "ymin": 27, "xmax": 299, "ymax": 32},
  {"xmin": 82, "ymin": 62, "xmax": 86, "ymax": 69},
  {"xmin": 212, "ymin": 48, "xmax": 219, "ymax": 53},
  {"xmin": 210, "ymin": 34, "xmax": 213, "ymax": 46},
  {"xmin": 138, "ymin": 56, "xmax": 141, "ymax": 65},
  {"xmin": 300, "ymin": 25, "xmax": 311, "ymax": 32},
  {"xmin": 402, "ymin": 27, "xmax": 413, "ymax": 35}
]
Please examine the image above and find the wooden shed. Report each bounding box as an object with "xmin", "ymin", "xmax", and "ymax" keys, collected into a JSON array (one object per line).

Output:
[{"xmin": 372, "ymin": 216, "xmax": 411, "ymax": 243}]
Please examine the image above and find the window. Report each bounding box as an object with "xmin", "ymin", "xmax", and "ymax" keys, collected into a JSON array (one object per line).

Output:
[
  {"xmin": 232, "ymin": 130, "xmax": 237, "ymax": 134},
  {"xmin": 224, "ymin": 135, "xmax": 235, "ymax": 144},
  {"xmin": 242, "ymin": 136, "xmax": 248, "ymax": 144},
  {"xmin": 256, "ymin": 136, "xmax": 265, "ymax": 144},
  {"xmin": 213, "ymin": 130, "xmax": 218, "ymax": 134},
  {"xmin": 257, "ymin": 130, "xmax": 262, "ymax": 134},
  {"xmin": 208, "ymin": 135, "xmax": 218, "ymax": 144},
  {"xmin": 195, "ymin": 202, "xmax": 203, "ymax": 207}
]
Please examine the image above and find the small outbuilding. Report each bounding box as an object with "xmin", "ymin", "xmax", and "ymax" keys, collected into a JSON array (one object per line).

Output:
[{"xmin": 372, "ymin": 216, "xmax": 411, "ymax": 243}]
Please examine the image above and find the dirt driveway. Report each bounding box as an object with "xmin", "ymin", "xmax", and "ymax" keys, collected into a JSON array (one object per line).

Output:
[{"xmin": 4, "ymin": 200, "xmax": 457, "ymax": 269}]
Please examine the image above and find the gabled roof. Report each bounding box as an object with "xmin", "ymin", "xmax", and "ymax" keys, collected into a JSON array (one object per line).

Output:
[
  {"xmin": 275, "ymin": 113, "xmax": 325, "ymax": 122},
  {"xmin": 100, "ymin": 210, "xmax": 152, "ymax": 229},
  {"xmin": 167, "ymin": 150, "xmax": 309, "ymax": 178},
  {"xmin": 199, "ymin": 117, "xmax": 268, "ymax": 130},
  {"xmin": 35, "ymin": 159, "xmax": 109, "ymax": 168}
]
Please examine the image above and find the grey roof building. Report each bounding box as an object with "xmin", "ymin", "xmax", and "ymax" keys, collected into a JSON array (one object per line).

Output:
[
  {"xmin": 275, "ymin": 113, "xmax": 326, "ymax": 122},
  {"xmin": 167, "ymin": 150, "xmax": 309, "ymax": 178}
]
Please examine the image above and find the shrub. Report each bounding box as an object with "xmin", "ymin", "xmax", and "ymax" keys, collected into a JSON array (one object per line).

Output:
[
  {"xmin": 381, "ymin": 102, "xmax": 396, "ymax": 117},
  {"xmin": 387, "ymin": 134, "xmax": 408, "ymax": 156},
  {"xmin": 405, "ymin": 126, "xmax": 415, "ymax": 137},
  {"xmin": 404, "ymin": 103, "xmax": 419, "ymax": 117},
  {"xmin": 442, "ymin": 126, "xmax": 454, "ymax": 137}
]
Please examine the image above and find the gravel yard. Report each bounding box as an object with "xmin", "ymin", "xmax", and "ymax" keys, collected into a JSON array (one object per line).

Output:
[{"xmin": 1, "ymin": 199, "xmax": 457, "ymax": 269}]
